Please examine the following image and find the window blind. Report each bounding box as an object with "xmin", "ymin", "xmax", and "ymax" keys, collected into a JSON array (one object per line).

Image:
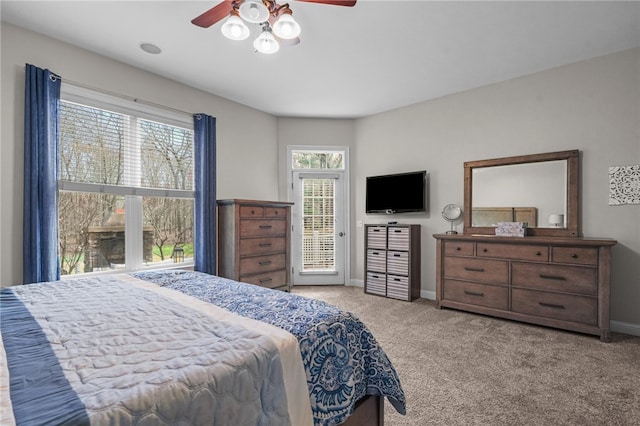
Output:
[{"xmin": 58, "ymin": 100, "xmax": 194, "ymax": 199}]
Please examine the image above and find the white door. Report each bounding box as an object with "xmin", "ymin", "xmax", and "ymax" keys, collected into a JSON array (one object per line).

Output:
[{"xmin": 291, "ymin": 171, "xmax": 346, "ymax": 285}]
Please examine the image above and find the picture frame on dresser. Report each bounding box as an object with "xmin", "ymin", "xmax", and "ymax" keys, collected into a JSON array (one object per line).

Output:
[{"xmin": 435, "ymin": 150, "xmax": 617, "ymax": 341}]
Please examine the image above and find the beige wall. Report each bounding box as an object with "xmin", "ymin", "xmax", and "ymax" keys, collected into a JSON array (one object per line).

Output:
[
  {"xmin": 353, "ymin": 48, "xmax": 640, "ymax": 327},
  {"xmin": 2, "ymin": 23, "xmax": 639, "ymax": 330},
  {"xmin": 1, "ymin": 23, "xmax": 280, "ymax": 286}
]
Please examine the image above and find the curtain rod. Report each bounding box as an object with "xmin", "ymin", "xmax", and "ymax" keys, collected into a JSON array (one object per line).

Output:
[{"xmin": 61, "ymin": 77, "xmax": 194, "ymax": 117}]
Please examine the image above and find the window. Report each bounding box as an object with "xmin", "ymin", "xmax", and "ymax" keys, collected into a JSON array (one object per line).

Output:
[
  {"xmin": 58, "ymin": 85, "xmax": 194, "ymax": 275},
  {"xmin": 302, "ymin": 178, "xmax": 336, "ymax": 270},
  {"xmin": 291, "ymin": 150, "xmax": 344, "ymax": 170}
]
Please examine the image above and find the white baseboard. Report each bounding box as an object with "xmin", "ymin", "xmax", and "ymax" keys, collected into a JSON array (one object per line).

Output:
[
  {"xmin": 421, "ymin": 290, "xmax": 436, "ymax": 300},
  {"xmin": 348, "ymin": 279, "xmax": 364, "ymax": 288},
  {"xmin": 611, "ymin": 320, "xmax": 640, "ymax": 337}
]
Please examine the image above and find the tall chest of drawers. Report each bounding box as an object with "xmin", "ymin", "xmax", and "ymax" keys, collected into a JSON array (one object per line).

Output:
[
  {"xmin": 217, "ymin": 199, "xmax": 293, "ymax": 291},
  {"xmin": 434, "ymin": 234, "xmax": 617, "ymax": 341},
  {"xmin": 365, "ymin": 224, "xmax": 421, "ymax": 301}
]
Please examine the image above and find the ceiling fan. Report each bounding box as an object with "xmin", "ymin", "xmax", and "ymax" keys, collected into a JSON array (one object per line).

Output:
[{"xmin": 191, "ymin": 0, "xmax": 357, "ymax": 54}]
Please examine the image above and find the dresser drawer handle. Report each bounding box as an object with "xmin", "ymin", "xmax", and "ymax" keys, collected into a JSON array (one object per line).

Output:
[
  {"xmin": 394, "ymin": 229, "xmax": 403, "ymax": 233},
  {"xmin": 393, "ymin": 253, "xmax": 401, "ymax": 257},
  {"xmin": 259, "ymin": 243, "xmax": 272, "ymax": 247},
  {"xmin": 393, "ymin": 278, "xmax": 401, "ymax": 282},
  {"xmin": 464, "ymin": 267, "xmax": 485, "ymax": 272},
  {"xmin": 259, "ymin": 278, "xmax": 273, "ymax": 283},
  {"xmin": 456, "ymin": 247, "xmax": 461, "ymax": 251},
  {"xmin": 464, "ymin": 290, "xmax": 484, "ymax": 297},
  {"xmin": 539, "ymin": 302, "xmax": 565, "ymax": 310},
  {"xmin": 535, "ymin": 251, "xmax": 542, "ymax": 256},
  {"xmin": 371, "ymin": 275, "xmax": 380, "ymax": 279},
  {"xmin": 539, "ymin": 274, "xmax": 566, "ymax": 281},
  {"xmin": 259, "ymin": 260, "xmax": 272, "ymax": 266},
  {"xmin": 371, "ymin": 251, "xmax": 380, "ymax": 255},
  {"xmin": 571, "ymin": 253, "xmax": 578, "ymax": 258},
  {"xmin": 259, "ymin": 225, "xmax": 273, "ymax": 229},
  {"xmin": 482, "ymin": 248, "xmax": 488, "ymax": 253}
]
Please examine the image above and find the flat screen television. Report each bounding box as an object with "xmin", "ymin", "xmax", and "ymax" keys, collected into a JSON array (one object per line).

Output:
[{"xmin": 366, "ymin": 170, "xmax": 427, "ymax": 214}]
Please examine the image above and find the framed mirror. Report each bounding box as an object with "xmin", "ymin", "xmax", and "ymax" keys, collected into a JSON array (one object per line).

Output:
[{"xmin": 463, "ymin": 150, "xmax": 580, "ymax": 237}]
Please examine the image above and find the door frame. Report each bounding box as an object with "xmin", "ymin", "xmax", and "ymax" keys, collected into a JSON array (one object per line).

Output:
[{"xmin": 286, "ymin": 145, "xmax": 351, "ymax": 286}]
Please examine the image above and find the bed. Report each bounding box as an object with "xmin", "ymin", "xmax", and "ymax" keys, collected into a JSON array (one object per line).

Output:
[{"xmin": 0, "ymin": 270, "xmax": 406, "ymax": 425}]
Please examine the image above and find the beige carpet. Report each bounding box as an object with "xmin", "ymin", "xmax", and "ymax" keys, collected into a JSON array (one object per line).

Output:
[{"xmin": 292, "ymin": 286, "xmax": 640, "ymax": 426}]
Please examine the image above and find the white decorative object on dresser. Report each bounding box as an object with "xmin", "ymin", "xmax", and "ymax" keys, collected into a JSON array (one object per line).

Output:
[
  {"xmin": 217, "ymin": 199, "xmax": 293, "ymax": 291},
  {"xmin": 365, "ymin": 224, "xmax": 420, "ymax": 301},
  {"xmin": 437, "ymin": 149, "xmax": 618, "ymax": 341}
]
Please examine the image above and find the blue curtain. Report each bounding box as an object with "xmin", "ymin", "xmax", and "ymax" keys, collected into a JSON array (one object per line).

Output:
[
  {"xmin": 193, "ymin": 114, "xmax": 217, "ymax": 274},
  {"xmin": 23, "ymin": 64, "xmax": 61, "ymax": 284}
]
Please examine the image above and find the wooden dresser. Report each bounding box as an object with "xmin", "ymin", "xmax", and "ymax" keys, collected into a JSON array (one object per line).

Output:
[
  {"xmin": 217, "ymin": 199, "xmax": 293, "ymax": 291},
  {"xmin": 365, "ymin": 224, "xmax": 421, "ymax": 301},
  {"xmin": 434, "ymin": 234, "xmax": 617, "ymax": 341}
]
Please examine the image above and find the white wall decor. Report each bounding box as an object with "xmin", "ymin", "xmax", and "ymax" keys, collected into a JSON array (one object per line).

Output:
[{"xmin": 609, "ymin": 165, "xmax": 640, "ymax": 205}]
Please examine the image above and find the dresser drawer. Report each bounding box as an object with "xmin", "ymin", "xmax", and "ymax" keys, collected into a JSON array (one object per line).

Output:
[
  {"xmin": 477, "ymin": 243, "xmax": 549, "ymax": 262},
  {"xmin": 512, "ymin": 262, "xmax": 597, "ymax": 296},
  {"xmin": 367, "ymin": 226, "xmax": 387, "ymax": 249},
  {"xmin": 511, "ymin": 288, "xmax": 597, "ymax": 325},
  {"xmin": 240, "ymin": 205, "xmax": 265, "ymax": 217},
  {"xmin": 387, "ymin": 251, "xmax": 409, "ymax": 275},
  {"xmin": 366, "ymin": 272, "xmax": 386, "ymax": 296},
  {"xmin": 239, "ymin": 237, "xmax": 286, "ymax": 256},
  {"xmin": 552, "ymin": 246, "xmax": 598, "ymax": 266},
  {"xmin": 240, "ymin": 219, "xmax": 286, "ymax": 237},
  {"xmin": 444, "ymin": 241, "xmax": 474, "ymax": 256},
  {"xmin": 443, "ymin": 257, "xmax": 508, "ymax": 284},
  {"xmin": 239, "ymin": 253, "xmax": 286, "ymax": 275},
  {"xmin": 443, "ymin": 279, "xmax": 508, "ymax": 310},
  {"xmin": 241, "ymin": 269, "xmax": 287, "ymax": 289},
  {"xmin": 387, "ymin": 275, "xmax": 409, "ymax": 300},
  {"xmin": 265, "ymin": 207, "xmax": 288, "ymax": 218},
  {"xmin": 388, "ymin": 227, "xmax": 410, "ymax": 250},
  {"xmin": 367, "ymin": 249, "xmax": 386, "ymax": 272}
]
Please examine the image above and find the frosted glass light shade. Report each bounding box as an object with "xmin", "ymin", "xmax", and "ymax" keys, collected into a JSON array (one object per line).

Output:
[
  {"xmin": 548, "ymin": 214, "xmax": 564, "ymax": 227},
  {"xmin": 239, "ymin": 0, "xmax": 269, "ymax": 23},
  {"xmin": 253, "ymin": 30, "xmax": 280, "ymax": 54},
  {"xmin": 221, "ymin": 15, "xmax": 250, "ymax": 40},
  {"xmin": 273, "ymin": 14, "xmax": 301, "ymax": 39}
]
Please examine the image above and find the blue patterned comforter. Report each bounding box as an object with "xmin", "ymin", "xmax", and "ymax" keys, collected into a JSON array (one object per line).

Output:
[{"xmin": 133, "ymin": 270, "xmax": 406, "ymax": 425}]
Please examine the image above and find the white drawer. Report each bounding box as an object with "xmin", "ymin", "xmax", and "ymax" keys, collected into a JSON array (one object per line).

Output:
[
  {"xmin": 386, "ymin": 251, "xmax": 409, "ymax": 275},
  {"xmin": 366, "ymin": 272, "xmax": 386, "ymax": 296},
  {"xmin": 387, "ymin": 275, "xmax": 409, "ymax": 300},
  {"xmin": 388, "ymin": 227, "xmax": 410, "ymax": 250},
  {"xmin": 367, "ymin": 249, "xmax": 386, "ymax": 272},
  {"xmin": 367, "ymin": 226, "xmax": 387, "ymax": 249}
]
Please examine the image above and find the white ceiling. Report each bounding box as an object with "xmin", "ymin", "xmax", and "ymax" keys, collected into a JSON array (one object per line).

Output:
[{"xmin": 2, "ymin": 1, "xmax": 639, "ymax": 118}]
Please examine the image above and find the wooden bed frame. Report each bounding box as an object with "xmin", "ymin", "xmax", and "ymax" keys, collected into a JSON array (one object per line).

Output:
[{"xmin": 341, "ymin": 395, "xmax": 384, "ymax": 426}]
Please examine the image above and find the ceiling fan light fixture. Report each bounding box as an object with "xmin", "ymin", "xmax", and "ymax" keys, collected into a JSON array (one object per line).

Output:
[
  {"xmin": 272, "ymin": 12, "xmax": 301, "ymax": 39},
  {"xmin": 239, "ymin": 0, "xmax": 270, "ymax": 24},
  {"xmin": 221, "ymin": 13, "xmax": 250, "ymax": 40},
  {"xmin": 253, "ymin": 28, "xmax": 280, "ymax": 54}
]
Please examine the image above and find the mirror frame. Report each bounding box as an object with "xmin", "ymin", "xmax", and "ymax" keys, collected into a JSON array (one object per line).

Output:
[{"xmin": 463, "ymin": 149, "xmax": 580, "ymax": 238}]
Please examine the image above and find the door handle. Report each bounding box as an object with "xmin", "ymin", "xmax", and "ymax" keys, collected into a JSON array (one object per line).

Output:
[{"xmin": 338, "ymin": 232, "xmax": 345, "ymax": 237}]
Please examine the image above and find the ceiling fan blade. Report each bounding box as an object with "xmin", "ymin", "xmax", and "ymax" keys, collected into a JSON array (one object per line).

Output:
[
  {"xmin": 191, "ymin": 1, "xmax": 234, "ymax": 28},
  {"xmin": 295, "ymin": 0, "xmax": 356, "ymax": 6}
]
